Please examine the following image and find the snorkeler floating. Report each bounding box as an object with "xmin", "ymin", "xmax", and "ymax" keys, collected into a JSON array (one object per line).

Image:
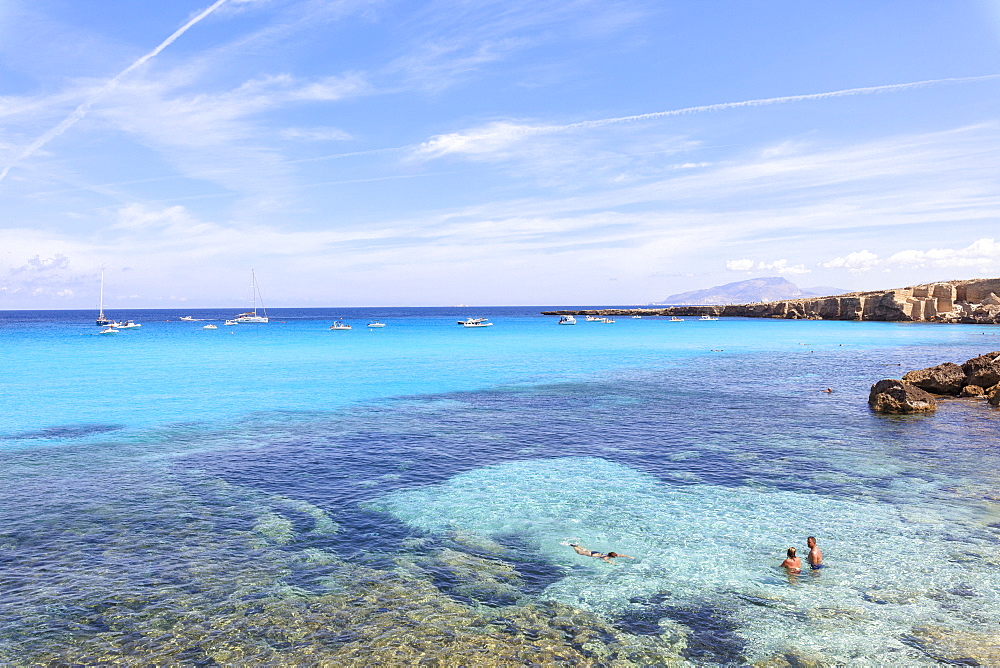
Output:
[{"xmin": 569, "ymin": 543, "xmax": 634, "ymax": 563}]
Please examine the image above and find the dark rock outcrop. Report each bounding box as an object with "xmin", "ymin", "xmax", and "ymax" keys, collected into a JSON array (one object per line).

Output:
[
  {"xmin": 989, "ymin": 385, "xmax": 1000, "ymax": 407},
  {"xmin": 961, "ymin": 351, "xmax": 1000, "ymax": 390},
  {"xmin": 902, "ymin": 363, "xmax": 966, "ymax": 396},
  {"xmin": 868, "ymin": 380, "xmax": 937, "ymax": 414},
  {"xmin": 959, "ymin": 384, "xmax": 986, "ymax": 398},
  {"xmin": 961, "ymin": 351, "xmax": 1000, "ymax": 375},
  {"xmin": 872, "ymin": 352, "xmax": 1000, "ymax": 414}
]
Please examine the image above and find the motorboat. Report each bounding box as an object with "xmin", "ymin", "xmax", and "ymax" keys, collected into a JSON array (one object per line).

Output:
[
  {"xmin": 203, "ymin": 324, "xmax": 218, "ymax": 330},
  {"xmin": 179, "ymin": 316, "xmax": 195, "ymax": 321},
  {"xmin": 457, "ymin": 317, "xmax": 488, "ymax": 325},
  {"xmin": 599, "ymin": 317, "xmax": 615, "ymax": 323},
  {"xmin": 98, "ymin": 326, "xmax": 118, "ymax": 335},
  {"xmin": 632, "ymin": 315, "xmax": 642, "ymax": 319},
  {"xmin": 462, "ymin": 320, "xmax": 493, "ymax": 328},
  {"xmin": 584, "ymin": 315, "xmax": 601, "ymax": 322},
  {"xmin": 367, "ymin": 322, "xmax": 386, "ymax": 328},
  {"xmin": 233, "ymin": 270, "xmax": 269, "ymax": 323},
  {"xmin": 670, "ymin": 316, "xmax": 684, "ymax": 322},
  {"xmin": 112, "ymin": 320, "xmax": 141, "ymax": 329},
  {"xmin": 330, "ymin": 321, "xmax": 352, "ymax": 330},
  {"xmin": 699, "ymin": 314, "xmax": 719, "ymax": 321},
  {"xmin": 224, "ymin": 319, "xmax": 238, "ymax": 326},
  {"xmin": 558, "ymin": 315, "xmax": 576, "ymax": 325}
]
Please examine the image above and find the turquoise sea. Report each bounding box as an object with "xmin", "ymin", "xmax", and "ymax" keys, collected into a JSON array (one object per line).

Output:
[{"xmin": 2, "ymin": 307, "xmax": 999, "ymax": 665}]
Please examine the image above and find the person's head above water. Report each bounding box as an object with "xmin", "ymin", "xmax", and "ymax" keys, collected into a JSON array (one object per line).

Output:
[
  {"xmin": 607, "ymin": 552, "xmax": 619, "ymax": 558},
  {"xmin": 786, "ymin": 547, "xmax": 797, "ymax": 558}
]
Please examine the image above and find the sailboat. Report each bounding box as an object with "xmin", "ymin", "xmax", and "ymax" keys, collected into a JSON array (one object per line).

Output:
[
  {"xmin": 233, "ymin": 270, "xmax": 269, "ymax": 323},
  {"xmin": 96, "ymin": 268, "xmax": 112, "ymax": 325}
]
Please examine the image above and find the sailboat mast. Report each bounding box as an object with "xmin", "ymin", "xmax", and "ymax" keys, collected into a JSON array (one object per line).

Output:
[
  {"xmin": 251, "ymin": 270, "xmax": 257, "ymax": 316},
  {"xmin": 99, "ymin": 268, "xmax": 105, "ymax": 318},
  {"xmin": 251, "ymin": 269, "xmax": 267, "ymax": 318}
]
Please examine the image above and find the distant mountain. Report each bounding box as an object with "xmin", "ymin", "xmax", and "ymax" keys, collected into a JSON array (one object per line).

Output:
[
  {"xmin": 654, "ymin": 277, "xmax": 849, "ymax": 305},
  {"xmin": 801, "ymin": 285, "xmax": 849, "ymax": 297}
]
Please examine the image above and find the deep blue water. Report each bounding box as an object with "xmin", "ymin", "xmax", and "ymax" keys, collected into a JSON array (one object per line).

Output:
[{"xmin": 2, "ymin": 307, "xmax": 999, "ymax": 664}]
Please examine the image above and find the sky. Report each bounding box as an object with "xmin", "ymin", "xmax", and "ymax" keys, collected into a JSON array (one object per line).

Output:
[{"xmin": 2, "ymin": 0, "xmax": 1000, "ymax": 308}]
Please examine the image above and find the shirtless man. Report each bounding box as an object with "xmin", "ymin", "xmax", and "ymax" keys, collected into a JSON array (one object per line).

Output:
[
  {"xmin": 807, "ymin": 536, "xmax": 823, "ymax": 570},
  {"xmin": 569, "ymin": 543, "xmax": 634, "ymax": 563}
]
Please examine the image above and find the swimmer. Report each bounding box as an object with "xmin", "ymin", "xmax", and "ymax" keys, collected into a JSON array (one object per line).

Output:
[
  {"xmin": 823, "ymin": 387, "xmax": 833, "ymax": 393},
  {"xmin": 807, "ymin": 536, "xmax": 823, "ymax": 570},
  {"xmin": 780, "ymin": 547, "xmax": 801, "ymax": 573},
  {"xmin": 569, "ymin": 543, "xmax": 634, "ymax": 563}
]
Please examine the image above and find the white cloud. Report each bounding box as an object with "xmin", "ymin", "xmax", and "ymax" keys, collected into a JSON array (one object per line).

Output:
[
  {"xmin": 280, "ymin": 127, "xmax": 353, "ymax": 142},
  {"xmin": 726, "ymin": 259, "xmax": 754, "ymax": 271},
  {"xmin": 886, "ymin": 238, "xmax": 1000, "ymax": 269},
  {"xmin": 823, "ymin": 239, "xmax": 1000, "ymax": 273},
  {"xmin": 726, "ymin": 258, "xmax": 810, "ymax": 274},
  {"xmin": 822, "ymin": 250, "xmax": 881, "ymax": 272},
  {"xmin": 415, "ymin": 121, "xmax": 550, "ymax": 160}
]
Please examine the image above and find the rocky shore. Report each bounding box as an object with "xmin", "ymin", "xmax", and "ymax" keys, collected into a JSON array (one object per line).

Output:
[
  {"xmin": 543, "ymin": 277, "xmax": 1000, "ymax": 323},
  {"xmin": 868, "ymin": 351, "xmax": 1000, "ymax": 413}
]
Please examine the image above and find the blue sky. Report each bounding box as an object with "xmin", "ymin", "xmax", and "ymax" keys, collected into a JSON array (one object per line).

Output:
[{"xmin": 2, "ymin": 0, "xmax": 999, "ymax": 308}]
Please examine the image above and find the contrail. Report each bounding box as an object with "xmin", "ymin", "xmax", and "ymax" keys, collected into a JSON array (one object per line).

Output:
[
  {"xmin": 418, "ymin": 74, "xmax": 1000, "ymax": 157},
  {"xmin": 563, "ymin": 75, "xmax": 1000, "ymax": 131},
  {"xmin": 0, "ymin": 0, "xmax": 230, "ymax": 183}
]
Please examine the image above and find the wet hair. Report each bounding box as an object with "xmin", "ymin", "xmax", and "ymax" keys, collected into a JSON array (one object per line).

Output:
[
  {"xmin": 786, "ymin": 547, "xmax": 797, "ymax": 558},
  {"xmin": 607, "ymin": 552, "xmax": 619, "ymax": 558}
]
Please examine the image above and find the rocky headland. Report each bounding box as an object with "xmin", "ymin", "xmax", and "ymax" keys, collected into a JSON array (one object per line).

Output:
[
  {"xmin": 543, "ymin": 277, "xmax": 1000, "ymax": 323},
  {"xmin": 868, "ymin": 351, "xmax": 1000, "ymax": 413}
]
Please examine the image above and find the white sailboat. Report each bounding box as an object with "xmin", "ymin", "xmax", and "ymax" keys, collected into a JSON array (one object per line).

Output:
[
  {"xmin": 96, "ymin": 268, "xmax": 112, "ymax": 325},
  {"xmin": 233, "ymin": 270, "xmax": 269, "ymax": 323}
]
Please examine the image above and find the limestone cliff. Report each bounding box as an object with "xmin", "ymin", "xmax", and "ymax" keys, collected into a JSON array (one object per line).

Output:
[{"xmin": 542, "ymin": 278, "xmax": 1000, "ymax": 323}]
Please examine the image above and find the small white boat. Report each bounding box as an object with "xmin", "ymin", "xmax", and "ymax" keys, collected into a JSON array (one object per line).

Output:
[
  {"xmin": 330, "ymin": 321, "xmax": 352, "ymax": 330},
  {"xmin": 457, "ymin": 317, "xmax": 489, "ymax": 325},
  {"xmin": 462, "ymin": 320, "xmax": 493, "ymax": 328},
  {"xmin": 98, "ymin": 326, "xmax": 119, "ymax": 335},
  {"xmin": 632, "ymin": 315, "xmax": 642, "ymax": 319},
  {"xmin": 367, "ymin": 322, "xmax": 386, "ymax": 328},
  {"xmin": 699, "ymin": 314, "xmax": 719, "ymax": 321},
  {"xmin": 599, "ymin": 317, "xmax": 615, "ymax": 323},
  {"xmin": 558, "ymin": 315, "xmax": 576, "ymax": 325},
  {"xmin": 224, "ymin": 319, "xmax": 238, "ymax": 326},
  {"xmin": 584, "ymin": 315, "xmax": 601, "ymax": 322},
  {"xmin": 670, "ymin": 316, "xmax": 684, "ymax": 322},
  {"xmin": 112, "ymin": 320, "xmax": 141, "ymax": 329},
  {"xmin": 203, "ymin": 324, "xmax": 218, "ymax": 330},
  {"xmin": 179, "ymin": 316, "xmax": 195, "ymax": 321}
]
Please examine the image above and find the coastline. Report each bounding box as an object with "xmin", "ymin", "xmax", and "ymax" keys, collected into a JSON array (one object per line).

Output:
[{"xmin": 543, "ymin": 277, "xmax": 1000, "ymax": 323}]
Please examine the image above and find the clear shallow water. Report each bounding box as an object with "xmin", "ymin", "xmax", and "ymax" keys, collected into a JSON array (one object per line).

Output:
[{"xmin": 1, "ymin": 308, "xmax": 999, "ymax": 664}]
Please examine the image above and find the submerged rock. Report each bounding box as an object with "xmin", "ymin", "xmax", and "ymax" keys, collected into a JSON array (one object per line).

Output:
[
  {"xmin": 904, "ymin": 625, "xmax": 1000, "ymax": 665},
  {"xmin": 902, "ymin": 362, "xmax": 966, "ymax": 395},
  {"xmin": 868, "ymin": 379, "xmax": 937, "ymax": 414}
]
